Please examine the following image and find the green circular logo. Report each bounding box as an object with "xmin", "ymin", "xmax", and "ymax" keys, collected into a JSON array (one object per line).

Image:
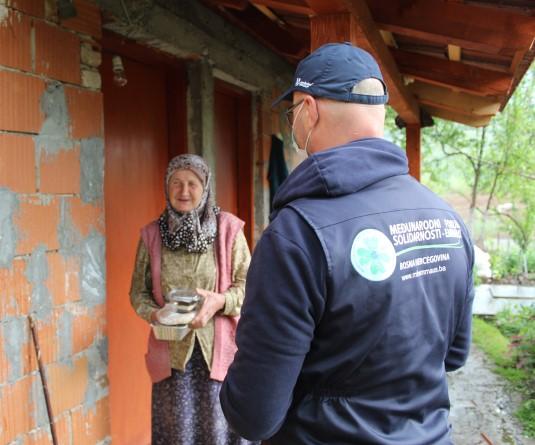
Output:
[{"xmin": 351, "ymin": 229, "xmax": 397, "ymax": 281}]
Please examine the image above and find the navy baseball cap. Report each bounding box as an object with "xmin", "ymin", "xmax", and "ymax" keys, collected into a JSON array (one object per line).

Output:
[{"xmin": 273, "ymin": 42, "xmax": 388, "ymax": 107}]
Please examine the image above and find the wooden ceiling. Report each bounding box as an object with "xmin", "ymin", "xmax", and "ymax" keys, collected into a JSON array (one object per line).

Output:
[{"xmin": 201, "ymin": 0, "xmax": 535, "ymax": 127}]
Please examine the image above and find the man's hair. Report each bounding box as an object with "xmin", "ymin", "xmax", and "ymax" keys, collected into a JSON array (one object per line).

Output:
[{"xmin": 351, "ymin": 78, "xmax": 386, "ymax": 96}]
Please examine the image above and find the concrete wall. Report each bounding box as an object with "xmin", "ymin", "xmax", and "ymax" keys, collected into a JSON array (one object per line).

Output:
[
  {"xmin": 0, "ymin": 0, "xmax": 110, "ymax": 443},
  {"xmin": 99, "ymin": 0, "xmax": 297, "ymax": 238}
]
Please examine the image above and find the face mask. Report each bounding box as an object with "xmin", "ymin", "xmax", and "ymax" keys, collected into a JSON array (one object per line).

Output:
[
  {"xmin": 290, "ymin": 101, "xmax": 304, "ymax": 152},
  {"xmin": 290, "ymin": 102, "xmax": 313, "ymax": 157}
]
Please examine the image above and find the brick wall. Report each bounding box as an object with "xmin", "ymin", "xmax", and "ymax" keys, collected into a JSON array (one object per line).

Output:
[{"xmin": 0, "ymin": 0, "xmax": 110, "ymax": 444}]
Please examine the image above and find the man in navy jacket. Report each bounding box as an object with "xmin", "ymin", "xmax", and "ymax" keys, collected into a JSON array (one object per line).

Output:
[{"xmin": 220, "ymin": 42, "xmax": 474, "ymax": 445}]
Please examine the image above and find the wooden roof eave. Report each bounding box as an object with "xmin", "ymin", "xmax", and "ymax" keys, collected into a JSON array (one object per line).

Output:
[
  {"xmin": 367, "ymin": 0, "xmax": 535, "ymax": 57},
  {"xmin": 306, "ymin": 0, "xmax": 421, "ymax": 125}
]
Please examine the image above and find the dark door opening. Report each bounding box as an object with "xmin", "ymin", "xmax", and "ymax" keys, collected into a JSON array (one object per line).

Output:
[{"xmin": 214, "ymin": 79, "xmax": 254, "ymax": 246}]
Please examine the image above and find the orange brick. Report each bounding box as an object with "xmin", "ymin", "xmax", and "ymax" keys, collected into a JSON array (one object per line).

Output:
[
  {"xmin": 22, "ymin": 324, "xmax": 39, "ymax": 376},
  {"xmin": 0, "ymin": 8, "xmax": 32, "ymax": 71},
  {"xmin": 72, "ymin": 396, "xmax": 110, "ymax": 445},
  {"xmin": 40, "ymin": 146, "xmax": 81, "ymax": 194},
  {"xmin": 8, "ymin": 0, "xmax": 45, "ymax": 17},
  {"xmin": 33, "ymin": 315, "xmax": 60, "ymax": 365},
  {"xmin": 0, "ymin": 374, "xmax": 40, "ymax": 444},
  {"xmin": 46, "ymin": 355, "xmax": 88, "ymax": 415},
  {"xmin": 14, "ymin": 196, "xmax": 60, "ymax": 254},
  {"xmin": 0, "ymin": 133, "xmax": 36, "ymax": 193},
  {"xmin": 53, "ymin": 412, "xmax": 72, "ymax": 445},
  {"xmin": 0, "ymin": 325, "xmax": 7, "ymax": 385},
  {"xmin": 0, "ymin": 258, "xmax": 32, "ymax": 319},
  {"xmin": 65, "ymin": 87, "xmax": 103, "ymax": 138},
  {"xmin": 26, "ymin": 427, "xmax": 53, "ymax": 445},
  {"xmin": 0, "ymin": 70, "xmax": 45, "ymax": 133},
  {"xmin": 61, "ymin": 0, "xmax": 101, "ymax": 38},
  {"xmin": 35, "ymin": 21, "xmax": 80, "ymax": 84},
  {"xmin": 72, "ymin": 304, "xmax": 105, "ymax": 354},
  {"xmin": 0, "ymin": 318, "xmax": 34, "ymax": 385},
  {"xmin": 46, "ymin": 252, "xmax": 80, "ymax": 306},
  {"xmin": 69, "ymin": 197, "xmax": 104, "ymax": 237}
]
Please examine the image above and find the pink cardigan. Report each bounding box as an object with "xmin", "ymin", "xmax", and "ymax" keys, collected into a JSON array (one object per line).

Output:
[{"xmin": 140, "ymin": 211, "xmax": 245, "ymax": 383}]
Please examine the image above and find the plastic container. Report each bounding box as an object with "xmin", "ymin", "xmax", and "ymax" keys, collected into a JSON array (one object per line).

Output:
[
  {"xmin": 152, "ymin": 323, "xmax": 191, "ymax": 341},
  {"xmin": 165, "ymin": 288, "xmax": 203, "ymax": 312},
  {"xmin": 151, "ymin": 289, "xmax": 204, "ymax": 341}
]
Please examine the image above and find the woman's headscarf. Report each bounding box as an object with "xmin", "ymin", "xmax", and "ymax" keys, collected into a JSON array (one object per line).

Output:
[{"xmin": 158, "ymin": 154, "xmax": 219, "ymax": 253}]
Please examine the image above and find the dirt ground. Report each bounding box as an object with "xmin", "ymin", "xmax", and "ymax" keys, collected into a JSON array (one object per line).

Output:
[{"xmin": 448, "ymin": 345, "xmax": 535, "ymax": 445}]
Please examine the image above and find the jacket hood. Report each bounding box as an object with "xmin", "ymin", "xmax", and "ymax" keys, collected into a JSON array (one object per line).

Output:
[{"xmin": 273, "ymin": 138, "xmax": 409, "ymax": 211}]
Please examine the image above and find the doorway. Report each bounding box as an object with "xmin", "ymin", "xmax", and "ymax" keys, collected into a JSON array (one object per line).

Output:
[
  {"xmin": 102, "ymin": 32, "xmax": 186, "ymax": 445},
  {"xmin": 214, "ymin": 79, "xmax": 254, "ymax": 245}
]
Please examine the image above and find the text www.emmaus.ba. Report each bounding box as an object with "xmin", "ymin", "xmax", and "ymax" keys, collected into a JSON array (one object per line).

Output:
[{"xmin": 401, "ymin": 265, "xmax": 447, "ymax": 281}]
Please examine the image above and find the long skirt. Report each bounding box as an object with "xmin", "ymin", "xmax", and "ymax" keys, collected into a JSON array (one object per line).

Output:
[{"xmin": 152, "ymin": 341, "xmax": 258, "ymax": 445}]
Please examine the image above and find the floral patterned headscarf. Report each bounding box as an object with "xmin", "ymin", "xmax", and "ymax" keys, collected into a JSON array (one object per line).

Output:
[{"xmin": 158, "ymin": 154, "xmax": 219, "ymax": 253}]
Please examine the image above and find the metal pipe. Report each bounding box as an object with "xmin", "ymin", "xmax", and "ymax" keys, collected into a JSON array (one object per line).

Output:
[{"xmin": 28, "ymin": 315, "xmax": 59, "ymax": 445}]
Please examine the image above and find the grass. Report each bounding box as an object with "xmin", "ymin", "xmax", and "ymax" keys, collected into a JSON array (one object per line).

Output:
[
  {"xmin": 472, "ymin": 316, "xmax": 535, "ymax": 437},
  {"xmin": 472, "ymin": 317, "xmax": 513, "ymax": 367}
]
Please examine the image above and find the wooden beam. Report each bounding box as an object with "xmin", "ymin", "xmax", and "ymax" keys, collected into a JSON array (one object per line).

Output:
[
  {"xmin": 406, "ymin": 124, "xmax": 421, "ymax": 181},
  {"xmin": 307, "ymin": 1, "xmax": 420, "ymax": 124},
  {"xmin": 448, "ymin": 44, "xmax": 461, "ymax": 62},
  {"xmin": 366, "ymin": 0, "xmax": 535, "ymax": 56},
  {"xmin": 423, "ymin": 105, "xmax": 493, "ymax": 127},
  {"xmin": 306, "ymin": 0, "xmax": 345, "ymax": 14},
  {"xmin": 251, "ymin": 0, "xmax": 314, "ymax": 16},
  {"xmin": 219, "ymin": 5, "xmax": 308, "ymax": 59},
  {"xmin": 409, "ymin": 81, "xmax": 500, "ymax": 116},
  {"xmin": 341, "ymin": 0, "xmax": 420, "ymax": 124},
  {"xmin": 392, "ymin": 48, "xmax": 514, "ymax": 97}
]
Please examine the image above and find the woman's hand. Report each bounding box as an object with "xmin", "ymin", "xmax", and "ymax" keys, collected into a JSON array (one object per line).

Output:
[{"xmin": 190, "ymin": 288, "xmax": 226, "ymax": 329}]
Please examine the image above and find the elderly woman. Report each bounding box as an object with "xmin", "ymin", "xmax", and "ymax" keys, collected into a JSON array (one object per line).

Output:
[{"xmin": 130, "ymin": 154, "xmax": 255, "ymax": 445}]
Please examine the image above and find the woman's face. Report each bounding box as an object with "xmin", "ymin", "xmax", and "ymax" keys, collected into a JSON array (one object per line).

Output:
[{"xmin": 167, "ymin": 169, "xmax": 204, "ymax": 213}]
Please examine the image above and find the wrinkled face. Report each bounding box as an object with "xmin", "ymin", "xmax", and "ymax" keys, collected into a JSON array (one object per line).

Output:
[{"xmin": 167, "ymin": 169, "xmax": 204, "ymax": 213}]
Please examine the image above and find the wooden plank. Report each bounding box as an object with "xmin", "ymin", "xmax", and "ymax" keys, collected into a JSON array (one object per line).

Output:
[
  {"xmin": 380, "ymin": 30, "xmax": 397, "ymax": 48},
  {"xmin": 448, "ymin": 44, "xmax": 461, "ymax": 61},
  {"xmin": 252, "ymin": 4, "xmax": 285, "ymax": 26},
  {"xmin": 423, "ymin": 105, "xmax": 493, "ymax": 127},
  {"xmin": 409, "ymin": 81, "xmax": 501, "ymax": 116},
  {"xmin": 392, "ymin": 48, "xmax": 514, "ymax": 97},
  {"xmin": 406, "ymin": 124, "xmax": 421, "ymax": 181},
  {"xmin": 308, "ymin": 4, "xmax": 420, "ymax": 124},
  {"xmin": 251, "ymin": 0, "xmax": 314, "ymax": 15},
  {"xmin": 510, "ymin": 50, "xmax": 525, "ymax": 73},
  {"xmin": 366, "ymin": 0, "xmax": 535, "ymax": 56}
]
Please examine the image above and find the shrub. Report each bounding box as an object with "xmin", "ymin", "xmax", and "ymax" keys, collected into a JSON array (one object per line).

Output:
[
  {"xmin": 490, "ymin": 249, "xmax": 522, "ymax": 281},
  {"xmin": 495, "ymin": 305, "xmax": 535, "ymax": 386},
  {"xmin": 489, "ymin": 246, "xmax": 535, "ymax": 281}
]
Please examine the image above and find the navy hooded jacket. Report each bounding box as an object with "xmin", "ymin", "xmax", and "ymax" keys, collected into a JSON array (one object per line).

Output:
[{"xmin": 220, "ymin": 138, "xmax": 475, "ymax": 445}]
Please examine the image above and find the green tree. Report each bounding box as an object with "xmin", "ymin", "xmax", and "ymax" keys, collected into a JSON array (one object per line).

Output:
[
  {"xmin": 491, "ymin": 67, "xmax": 535, "ymax": 276},
  {"xmin": 385, "ymin": 65, "xmax": 535, "ymax": 277}
]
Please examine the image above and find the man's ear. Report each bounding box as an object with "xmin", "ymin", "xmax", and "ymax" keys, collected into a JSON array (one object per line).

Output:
[{"xmin": 304, "ymin": 96, "xmax": 319, "ymax": 127}]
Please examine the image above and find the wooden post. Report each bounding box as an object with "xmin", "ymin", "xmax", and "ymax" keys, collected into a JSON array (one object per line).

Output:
[{"xmin": 406, "ymin": 124, "xmax": 421, "ymax": 181}]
